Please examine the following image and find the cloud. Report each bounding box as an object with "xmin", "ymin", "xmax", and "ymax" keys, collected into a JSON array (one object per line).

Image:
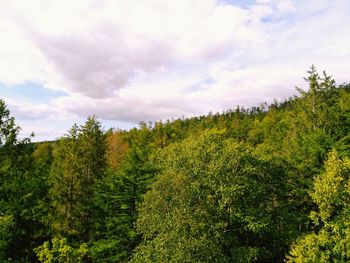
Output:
[
  {"xmin": 0, "ymin": 0, "xmax": 350, "ymax": 140},
  {"xmin": 32, "ymin": 26, "xmax": 173, "ymax": 98},
  {"xmin": 5, "ymin": 97, "xmax": 69, "ymax": 121},
  {"xmin": 2, "ymin": 0, "xmax": 268, "ymax": 97}
]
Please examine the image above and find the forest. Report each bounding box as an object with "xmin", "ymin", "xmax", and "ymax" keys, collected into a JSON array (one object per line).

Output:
[{"xmin": 1, "ymin": 66, "xmax": 350, "ymax": 262}]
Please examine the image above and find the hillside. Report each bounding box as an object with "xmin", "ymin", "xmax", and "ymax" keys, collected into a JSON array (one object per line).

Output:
[{"xmin": 1, "ymin": 67, "xmax": 350, "ymax": 262}]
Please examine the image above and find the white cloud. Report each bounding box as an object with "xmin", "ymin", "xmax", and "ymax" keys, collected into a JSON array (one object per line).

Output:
[
  {"xmin": 0, "ymin": 0, "xmax": 349, "ymax": 140},
  {"xmin": 1, "ymin": 0, "xmax": 268, "ymax": 95}
]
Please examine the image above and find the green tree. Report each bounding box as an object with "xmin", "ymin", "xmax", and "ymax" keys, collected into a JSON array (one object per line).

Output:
[
  {"xmin": 288, "ymin": 150, "xmax": 350, "ymax": 262},
  {"xmin": 0, "ymin": 215, "xmax": 14, "ymax": 260},
  {"xmin": 45, "ymin": 116, "xmax": 107, "ymax": 244},
  {"xmin": 47, "ymin": 124, "xmax": 82, "ymax": 239},
  {"xmin": 0, "ymin": 99, "xmax": 47, "ymax": 262},
  {"xmin": 0, "ymin": 99, "xmax": 19, "ymax": 148},
  {"xmin": 131, "ymin": 130, "xmax": 291, "ymax": 262},
  {"xmin": 86, "ymin": 121, "xmax": 158, "ymax": 262},
  {"xmin": 35, "ymin": 238, "xmax": 89, "ymax": 263}
]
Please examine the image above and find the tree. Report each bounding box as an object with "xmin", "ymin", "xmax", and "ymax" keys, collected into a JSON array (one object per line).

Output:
[
  {"xmin": 295, "ymin": 66, "xmax": 341, "ymax": 136},
  {"xmin": 46, "ymin": 116, "xmax": 107, "ymax": 242},
  {"xmin": 87, "ymin": 123, "xmax": 157, "ymax": 262},
  {"xmin": 0, "ymin": 215, "xmax": 14, "ymax": 260},
  {"xmin": 131, "ymin": 130, "xmax": 291, "ymax": 262},
  {"xmin": 288, "ymin": 150, "xmax": 350, "ymax": 262},
  {"xmin": 0, "ymin": 99, "xmax": 50, "ymax": 262},
  {"xmin": 105, "ymin": 130, "xmax": 129, "ymax": 171},
  {"xmin": 35, "ymin": 238, "xmax": 89, "ymax": 263},
  {"xmin": 0, "ymin": 99, "xmax": 19, "ymax": 149}
]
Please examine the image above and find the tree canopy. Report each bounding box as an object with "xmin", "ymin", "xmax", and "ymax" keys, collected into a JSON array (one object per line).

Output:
[{"xmin": 0, "ymin": 67, "xmax": 350, "ymax": 262}]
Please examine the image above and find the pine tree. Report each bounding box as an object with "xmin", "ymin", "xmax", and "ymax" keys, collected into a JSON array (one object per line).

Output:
[
  {"xmin": 48, "ymin": 117, "xmax": 107, "ymax": 242},
  {"xmin": 0, "ymin": 99, "xmax": 44, "ymax": 261}
]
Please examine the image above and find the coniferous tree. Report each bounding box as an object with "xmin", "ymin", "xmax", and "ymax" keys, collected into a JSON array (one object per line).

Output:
[
  {"xmin": 0, "ymin": 99, "xmax": 44, "ymax": 262},
  {"xmin": 37, "ymin": 117, "xmax": 107, "ymax": 262}
]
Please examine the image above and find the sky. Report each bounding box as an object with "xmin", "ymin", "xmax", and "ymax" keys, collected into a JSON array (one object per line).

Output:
[{"xmin": 0, "ymin": 0, "xmax": 350, "ymax": 141}]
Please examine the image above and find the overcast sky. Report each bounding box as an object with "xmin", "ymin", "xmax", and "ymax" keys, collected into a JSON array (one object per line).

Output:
[{"xmin": 1, "ymin": 0, "xmax": 349, "ymax": 141}]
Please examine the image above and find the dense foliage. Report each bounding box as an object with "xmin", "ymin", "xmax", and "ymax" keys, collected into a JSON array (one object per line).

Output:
[{"xmin": 0, "ymin": 67, "xmax": 349, "ymax": 262}]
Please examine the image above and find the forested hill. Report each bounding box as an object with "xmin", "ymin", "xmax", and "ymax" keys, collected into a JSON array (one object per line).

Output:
[{"xmin": 1, "ymin": 67, "xmax": 350, "ymax": 262}]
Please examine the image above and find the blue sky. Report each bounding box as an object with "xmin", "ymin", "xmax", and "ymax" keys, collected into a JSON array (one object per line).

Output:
[
  {"xmin": 0, "ymin": 82, "xmax": 66, "ymax": 104},
  {"xmin": 0, "ymin": 0, "xmax": 350, "ymax": 141},
  {"xmin": 222, "ymin": 0, "xmax": 257, "ymax": 8}
]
